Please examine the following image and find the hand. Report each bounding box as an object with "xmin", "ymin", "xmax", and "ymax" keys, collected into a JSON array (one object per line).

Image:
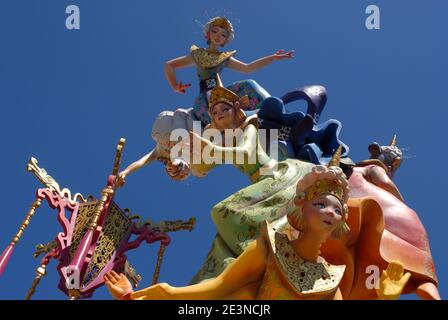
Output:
[
  {"xmin": 376, "ymin": 261, "xmax": 411, "ymax": 300},
  {"xmin": 116, "ymin": 171, "xmax": 127, "ymax": 187},
  {"xmin": 104, "ymin": 271, "xmax": 134, "ymax": 300},
  {"xmin": 172, "ymin": 81, "xmax": 191, "ymax": 94},
  {"xmin": 165, "ymin": 159, "xmax": 190, "ymax": 181},
  {"xmin": 129, "ymin": 282, "xmax": 173, "ymax": 300},
  {"xmin": 272, "ymin": 49, "xmax": 295, "ymax": 61}
]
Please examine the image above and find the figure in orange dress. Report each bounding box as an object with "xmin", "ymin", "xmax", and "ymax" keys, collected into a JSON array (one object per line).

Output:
[
  {"xmin": 103, "ymin": 150, "xmax": 410, "ymax": 300},
  {"xmin": 320, "ymin": 136, "xmax": 440, "ymax": 300}
]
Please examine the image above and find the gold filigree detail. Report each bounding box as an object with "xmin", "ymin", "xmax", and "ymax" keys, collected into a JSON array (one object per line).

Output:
[
  {"xmin": 265, "ymin": 221, "xmax": 345, "ymax": 296},
  {"xmin": 27, "ymin": 157, "xmax": 86, "ymax": 205},
  {"xmin": 191, "ymin": 45, "xmax": 236, "ymax": 69},
  {"xmin": 70, "ymin": 201, "xmax": 99, "ymax": 258},
  {"xmin": 82, "ymin": 202, "xmax": 131, "ymax": 287}
]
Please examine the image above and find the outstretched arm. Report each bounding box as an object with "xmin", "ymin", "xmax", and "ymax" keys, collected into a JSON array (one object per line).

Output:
[
  {"xmin": 164, "ymin": 55, "xmax": 194, "ymax": 94},
  {"xmin": 122, "ymin": 148, "xmax": 158, "ymax": 176},
  {"xmin": 116, "ymin": 148, "xmax": 158, "ymax": 186},
  {"xmin": 190, "ymin": 124, "xmax": 259, "ymax": 166},
  {"xmin": 105, "ymin": 238, "xmax": 268, "ymax": 300},
  {"xmin": 368, "ymin": 166, "xmax": 404, "ymax": 201},
  {"xmin": 227, "ymin": 50, "xmax": 294, "ymax": 74}
]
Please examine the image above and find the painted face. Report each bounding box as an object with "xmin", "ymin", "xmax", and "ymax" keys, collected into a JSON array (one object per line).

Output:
[
  {"xmin": 208, "ymin": 26, "xmax": 229, "ymax": 47},
  {"xmin": 211, "ymin": 102, "xmax": 235, "ymax": 129},
  {"xmin": 301, "ymin": 194, "xmax": 344, "ymax": 236}
]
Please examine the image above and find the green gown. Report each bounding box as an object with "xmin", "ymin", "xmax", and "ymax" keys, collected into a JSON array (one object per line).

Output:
[{"xmin": 189, "ymin": 121, "xmax": 315, "ymax": 284}]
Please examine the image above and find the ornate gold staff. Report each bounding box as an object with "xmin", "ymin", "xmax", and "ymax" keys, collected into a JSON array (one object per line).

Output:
[
  {"xmin": 0, "ymin": 197, "xmax": 43, "ymax": 277},
  {"xmin": 0, "ymin": 158, "xmax": 85, "ymax": 278}
]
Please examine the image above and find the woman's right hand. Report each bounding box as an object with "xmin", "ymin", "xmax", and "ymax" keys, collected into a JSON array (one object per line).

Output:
[
  {"xmin": 172, "ymin": 81, "xmax": 191, "ymax": 94},
  {"xmin": 165, "ymin": 159, "xmax": 190, "ymax": 181}
]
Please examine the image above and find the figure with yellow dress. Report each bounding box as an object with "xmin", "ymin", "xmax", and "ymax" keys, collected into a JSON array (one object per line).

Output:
[{"xmin": 104, "ymin": 155, "xmax": 410, "ymax": 300}]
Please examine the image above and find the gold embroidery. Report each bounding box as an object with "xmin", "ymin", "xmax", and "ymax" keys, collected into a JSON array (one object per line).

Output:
[
  {"xmin": 82, "ymin": 202, "xmax": 131, "ymax": 287},
  {"xmin": 70, "ymin": 201, "xmax": 98, "ymax": 259},
  {"xmin": 264, "ymin": 221, "xmax": 345, "ymax": 297},
  {"xmin": 191, "ymin": 45, "xmax": 236, "ymax": 69}
]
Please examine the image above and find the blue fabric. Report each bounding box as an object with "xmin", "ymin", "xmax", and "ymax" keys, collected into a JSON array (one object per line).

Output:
[{"xmin": 256, "ymin": 95, "xmax": 349, "ymax": 165}]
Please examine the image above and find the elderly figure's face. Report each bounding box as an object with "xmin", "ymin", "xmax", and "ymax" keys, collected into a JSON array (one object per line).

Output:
[
  {"xmin": 210, "ymin": 102, "xmax": 235, "ymax": 129},
  {"xmin": 300, "ymin": 194, "xmax": 344, "ymax": 236},
  {"xmin": 368, "ymin": 142, "xmax": 402, "ymax": 176},
  {"xmin": 208, "ymin": 26, "xmax": 229, "ymax": 47}
]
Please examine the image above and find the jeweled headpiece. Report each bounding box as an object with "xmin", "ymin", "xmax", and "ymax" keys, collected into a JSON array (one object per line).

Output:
[
  {"xmin": 210, "ymin": 17, "xmax": 233, "ymax": 32},
  {"xmin": 209, "ymin": 85, "xmax": 240, "ymax": 109},
  {"xmin": 291, "ymin": 146, "xmax": 351, "ymax": 237},
  {"xmin": 297, "ymin": 146, "xmax": 350, "ymax": 206},
  {"xmin": 306, "ymin": 146, "xmax": 348, "ymax": 204}
]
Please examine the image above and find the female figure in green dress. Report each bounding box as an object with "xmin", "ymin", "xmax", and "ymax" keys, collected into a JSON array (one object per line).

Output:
[
  {"xmin": 183, "ymin": 85, "xmax": 317, "ymax": 283},
  {"xmin": 117, "ymin": 85, "xmax": 317, "ymax": 284}
]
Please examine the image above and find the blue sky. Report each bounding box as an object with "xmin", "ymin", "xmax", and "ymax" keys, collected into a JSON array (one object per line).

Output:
[{"xmin": 0, "ymin": 0, "xmax": 446, "ymax": 299}]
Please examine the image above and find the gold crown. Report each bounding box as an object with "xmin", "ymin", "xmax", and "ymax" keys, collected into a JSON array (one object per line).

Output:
[
  {"xmin": 305, "ymin": 179, "xmax": 345, "ymax": 204},
  {"xmin": 305, "ymin": 145, "xmax": 347, "ymax": 204},
  {"xmin": 210, "ymin": 17, "xmax": 233, "ymax": 33},
  {"xmin": 209, "ymin": 86, "xmax": 240, "ymax": 109}
]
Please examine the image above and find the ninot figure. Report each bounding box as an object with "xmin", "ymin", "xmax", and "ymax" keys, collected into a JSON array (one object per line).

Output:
[
  {"xmin": 325, "ymin": 136, "xmax": 439, "ymax": 300},
  {"xmin": 164, "ymin": 16, "xmax": 293, "ymax": 124},
  {"xmin": 104, "ymin": 157, "xmax": 409, "ymax": 300}
]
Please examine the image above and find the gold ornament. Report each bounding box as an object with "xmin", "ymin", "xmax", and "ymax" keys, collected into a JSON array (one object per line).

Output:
[
  {"xmin": 209, "ymin": 85, "xmax": 240, "ymax": 109},
  {"xmin": 390, "ymin": 134, "xmax": 397, "ymax": 147},
  {"xmin": 328, "ymin": 145, "xmax": 342, "ymax": 167}
]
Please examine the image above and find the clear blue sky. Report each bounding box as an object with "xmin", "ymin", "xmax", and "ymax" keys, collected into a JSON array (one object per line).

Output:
[{"xmin": 0, "ymin": 0, "xmax": 446, "ymax": 299}]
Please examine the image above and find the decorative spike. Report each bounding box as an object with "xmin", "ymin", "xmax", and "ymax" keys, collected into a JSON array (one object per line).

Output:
[
  {"xmin": 390, "ymin": 134, "xmax": 397, "ymax": 147},
  {"xmin": 328, "ymin": 145, "xmax": 343, "ymax": 167}
]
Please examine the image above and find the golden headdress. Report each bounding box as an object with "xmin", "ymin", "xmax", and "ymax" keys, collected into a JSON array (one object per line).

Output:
[
  {"xmin": 209, "ymin": 86, "xmax": 241, "ymax": 109},
  {"xmin": 210, "ymin": 17, "xmax": 233, "ymax": 33},
  {"xmin": 290, "ymin": 146, "xmax": 350, "ymax": 237},
  {"xmin": 207, "ymin": 85, "xmax": 253, "ymax": 130},
  {"xmin": 303, "ymin": 146, "xmax": 349, "ymax": 205}
]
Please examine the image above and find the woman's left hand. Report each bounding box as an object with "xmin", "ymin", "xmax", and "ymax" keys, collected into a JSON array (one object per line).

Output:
[{"xmin": 272, "ymin": 49, "xmax": 295, "ymax": 61}]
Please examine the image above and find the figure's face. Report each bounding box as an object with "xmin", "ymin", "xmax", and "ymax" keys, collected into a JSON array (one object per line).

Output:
[
  {"xmin": 211, "ymin": 102, "xmax": 235, "ymax": 129},
  {"xmin": 301, "ymin": 194, "xmax": 344, "ymax": 236},
  {"xmin": 208, "ymin": 26, "xmax": 229, "ymax": 47}
]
